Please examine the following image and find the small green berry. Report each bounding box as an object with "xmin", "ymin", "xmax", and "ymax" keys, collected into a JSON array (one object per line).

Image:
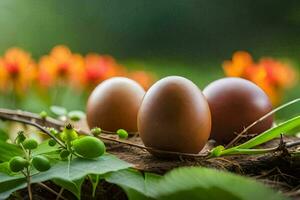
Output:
[
  {"xmin": 117, "ymin": 129, "xmax": 128, "ymax": 139},
  {"xmin": 48, "ymin": 139, "xmax": 57, "ymax": 147},
  {"xmin": 61, "ymin": 124, "xmax": 78, "ymax": 142},
  {"xmin": 9, "ymin": 156, "xmax": 28, "ymax": 172},
  {"xmin": 39, "ymin": 111, "xmax": 48, "ymax": 119},
  {"xmin": 32, "ymin": 155, "xmax": 51, "ymax": 172},
  {"xmin": 23, "ymin": 139, "xmax": 38, "ymax": 150},
  {"xmin": 16, "ymin": 131, "xmax": 26, "ymax": 144},
  {"xmin": 73, "ymin": 136, "xmax": 106, "ymax": 159},
  {"xmin": 49, "ymin": 128, "xmax": 59, "ymax": 136},
  {"xmin": 60, "ymin": 150, "xmax": 70, "ymax": 159},
  {"xmin": 91, "ymin": 127, "xmax": 101, "ymax": 136}
]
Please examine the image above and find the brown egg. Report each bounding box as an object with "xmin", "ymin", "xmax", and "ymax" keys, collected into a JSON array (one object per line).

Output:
[
  {"xmin": 86, "ymin": 77, "xmax": 145, "ymax": 132},
  {"xmin": 138, "ymin": 76, "xmax": 211, "ymax": 155},
  {"xmin": 203, "ymin": 77, "xmax": 273, "ymax": 144}
]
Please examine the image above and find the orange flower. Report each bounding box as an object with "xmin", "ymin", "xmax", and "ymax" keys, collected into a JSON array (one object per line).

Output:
[
  {"xmin": 38, "ymin": 45, "xmax": 85, "ymax": 88},
  {"xmin": 223, "ymin": 51, "xmax": 298, "ymax": 106},
  {"xmin": 0, "ymin": 59, "xmax": 8, "ymax": 91},
  {"xmin": 83, "ymin": 54, "xmax": 126, "ymax": 88},
  {"xmin": 223, "ymin": 51, "xmax": 253, "ymax": 77},
  {"xmin": 0, "ymin": 48, "xmax": 36, "ymax": 94},
  {"xmin": 257, "ymin": 58, "xmax": 297, "ymax": 89}
]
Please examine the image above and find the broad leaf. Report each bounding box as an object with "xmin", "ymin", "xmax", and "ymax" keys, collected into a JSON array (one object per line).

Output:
[
  {"xmin": 105, "ymin": 169, "xmax": 160, "ymax": 200},
  {"xmin": 107, "ymin": 167, "xmax": 287, "ymax": 200},
  {"xmin": 0, "ymin": 154, "xmax": 131, "ymax": 199},
  {"xmin": 0, "ymin": 140, "xmax": 23, "ymax": 161},
  {"xmin": 53, "ymin": 178, "xmax": 85, "ymax": 199},
  {"xmin": 32, "ymin": 139, "xmax": 59, "ymax": 156},
  {"xmin": 0, "ymin": 128, "xmax": 8, "ymax": 141},
  {"xmin": 150, "ymin": 167, "xmax": 287, "ymax": 200},
  {"xmin": 0, "ymin": 173, "xmax": 26, "ymax": 200}
]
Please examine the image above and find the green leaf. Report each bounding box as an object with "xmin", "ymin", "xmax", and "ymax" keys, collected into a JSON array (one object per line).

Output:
[
  {"xmin": 53, "ymin": 178, "xmax": 85, "ymax": 199},
  {"xmin": 105, "ymin": 169, "xmax": 160, "ymax": 200},
  {"xmin": 0, "ymin": 173, "xmax": 26, "ymax": 200},
  {"xmin": 67, "ymin": 110, "xmax": 86, "ymax": 121},
  {"xmin": 153, "ymin": 167, "xmax": 286, "ymax": 200},
  {"xmin": 0, "ymin": 128, "xmax": 8, "ymax": 141},
  {"xmin": 50, "ymin": 105, "xmax": 68, "ymax": 116},
  {"xmin": 220, "ymin": 116, "xmax": 300, "ymax": 156},
  {"xmin": 238, "ymin": 116, "xmax": 300, "ymax": 149},
  {"xmin": 0, "ymin": 140, "xmax": 23, "ymax": 161},
  {"xmin": 0, "ymin": 162, "xmax": 11, "ymax": 174},
  {"xmin": 0, "ymin": 154, "xmax": 131, "ymax": 199},
  {"xmin": 88, "ymin": 174, "xmax": 100, "ymax": 197},
  {"xmin": 32, "ymin": 139, "xmax": 59, "ymax": 156},
  {"xmin": 107, "ymin": 167, "xmax": 287, "ymax": 200}
]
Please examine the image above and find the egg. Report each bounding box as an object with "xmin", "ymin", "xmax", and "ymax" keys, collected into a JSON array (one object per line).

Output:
[
  {"xmin": 86, "ymin": 77, "xmax": 145, "ymax": 132},
  {"xmin": 203, "ymin": 77, "xmax": 273, "ymax": 144},
  {"xmin": 138, "ymin": 76, "xmax": 211, "ymax": 154}
]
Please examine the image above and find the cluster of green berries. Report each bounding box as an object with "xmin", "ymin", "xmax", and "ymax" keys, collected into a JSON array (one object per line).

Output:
[
  {"xmin": 49, "ymin": 124, "xmax": 106, "ymax": 160},
  {"xmin": 9, "ymin": 132, "xmax": 51, "ymax": 173},
  {"xmin": 91, "ymin": 127, "xmax": 128, "ymax": 139}
]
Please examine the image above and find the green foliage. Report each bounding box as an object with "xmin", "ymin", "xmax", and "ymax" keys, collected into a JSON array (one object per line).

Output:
[
  {"xmin": 0, "ymin": 141, "xmax": 23, "ymax": 161},
  {"xmin": 32, "ymin": 139, "xmax": 59, "ymax": 157},
  {"xmin": 213, "ymin": 115, "xmax": 300, "ymax": 156},
  {"xmin": 67, "ymin": 110, "xmax": 86, "ymax": 121},
  {"xmin": 0, "ymin": 154, "xmax": 132, "ymax": 199},
  {"xmin": 106, "ymin": 167, "xmax": 287, "ymax": 200},
  {"xmin": 53, "ymin": 178, "xmax": 85, "ymax": 199},
  {"xmin": 0, "ymin": 128, "xmax": 8, "ymax": 141},
  {"xmin": 50, "ymin": 105, "xmax": 68, "ymax": 117}
]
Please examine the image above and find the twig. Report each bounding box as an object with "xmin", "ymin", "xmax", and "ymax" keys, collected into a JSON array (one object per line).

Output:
[
  {"xmin": 1, "ymin": 108, "xmax": 300, "ymax": 158},
  {"xmin": 0, "ymin": 108, "xmax": 210, "ymax": 158},
  {"xmin": 226, "ymin": 98, "xmax": 300, "ymax": 148},
  {"xmin": 56, "ymin": 188, "xmax": 65, "ymax": 200},
  {"xmin": 37, "ymin": 183, "xmax": 68, "ymax": 200},
  {"xmin": 0, "ymin": 113, "xmax": 66, "ymax": 148}
]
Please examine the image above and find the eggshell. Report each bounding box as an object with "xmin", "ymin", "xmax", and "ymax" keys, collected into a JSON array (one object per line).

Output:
[
  {"xmin": 138, "ymin": 76, "xmax": 211, "ymax": 154},
  {"xmin": 203, "ymin": 77, "xmax": 273, "ymax": 144},
  {"xmin": 86, "ymin": 77, "xmax": 145, "ymax": 132}
]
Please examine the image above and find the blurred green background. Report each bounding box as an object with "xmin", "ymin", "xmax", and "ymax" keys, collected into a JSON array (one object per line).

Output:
[
  {"xmin": 0, "ymin": 0, "xmax": 299, "ymax": 119},
  {"xmin": 2, "ymin": 0, "xmax": 300, "ymax": 60}
]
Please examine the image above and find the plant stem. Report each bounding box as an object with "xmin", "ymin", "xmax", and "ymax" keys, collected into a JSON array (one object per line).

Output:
[
  {"xmin": 215, "ymin": 138, "xmax": 300, "ymax": 157},
  {"xmin": 0, "ymin": 111, "xmax": 66, "ymax": 148},
  {"xmin": 38, "ymin": 183, "xmax": 68, "ymax": 200},
  {"xmin": 26, "ymin": 167, "xmax": 33, "ymax": 200},
  {"xmin": 226, "ymin": 98, "xmax": 300, "ymax": 148}
]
